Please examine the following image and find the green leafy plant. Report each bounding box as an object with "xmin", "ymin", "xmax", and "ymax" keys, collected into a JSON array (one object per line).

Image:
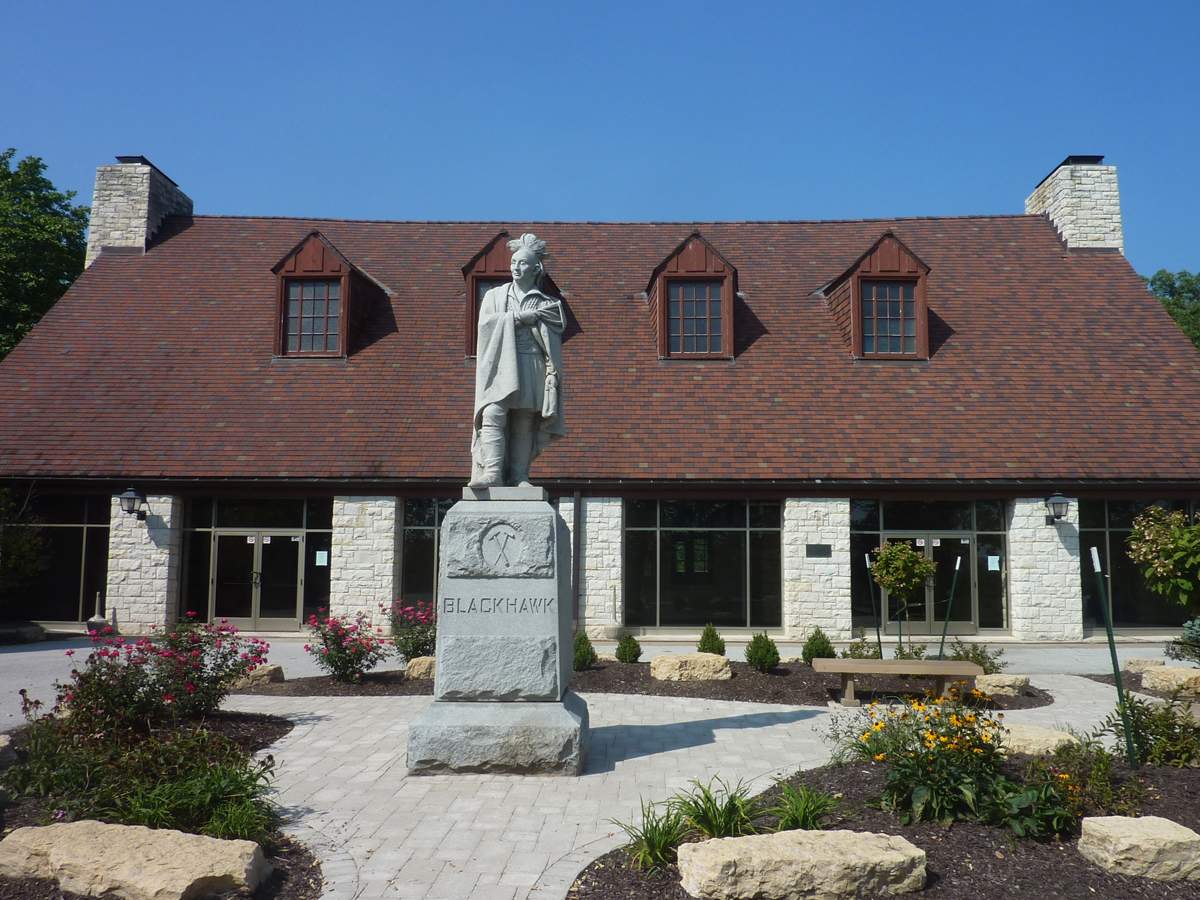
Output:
[
  {"xmin": 573, "ymin": 631, "xmax": 598, "ymax": 671},
  {"xmin": 1126, "ymin": 506, "xmax": 1200, "ymax": 611},
  {"xmin": 979, "ymin": 776, "xmax": 1075, "ymax": 839},
  {"xmin": 840, "ymin": 637, "xmax": 881, "ymax": 659},
  {"xmin": 1145, "ymin": 268, "xmax": 1200, "ymax": 352},
  {"xmin": 1024, "ymin": 742, "xmax": 1145, "ymax": 822},
  {"xmin": 696, "ymin": 623, "xmax": 726, "ymax": 656},
  {"xmin": 615, "ymin": 635, "xmax": 642, "ymax": 664},
  {"xmin": 1165, "ymin": 617, "xmax": 1200, "ymax": 664},
  {"xmin": 767, "ymin": 782, "xmax": 837, "ymax": 831},
  {"xmin": 1099, "ymin": 694, "xmax": 1200, "ymax": 768},
  {"xmin": 744, "ymin": 632, "xmax": 780, "ymax": 673},
  {"xmin": 612, "ymin": 800, "xmax": 689, "ymax": 871},
  {"xmin": 801, "ymin": 627, "xmax": 836, "ymax": 665},
  {"xmin": 870, "ymin": 542, "xmax": 936, "ymax": 650},
  {"xmin": 669, "ymin": 777, "xmax": 759, "ymax": 838},
  {"xmin": 893, "ymin": 643, "xmax": 927, "ymax": 661},
  {"xmin": 947, "ymin": 639, "xmax": 1007, "ymax": 675}
]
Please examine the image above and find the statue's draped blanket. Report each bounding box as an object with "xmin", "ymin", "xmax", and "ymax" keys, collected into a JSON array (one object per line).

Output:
[{"xmin": 472, "ymin": 285, "xmax": 566, "ymax": 477}]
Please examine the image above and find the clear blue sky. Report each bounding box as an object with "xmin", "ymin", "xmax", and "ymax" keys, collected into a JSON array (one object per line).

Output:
[{"xmin": 5, "ymin": 0, "xmax": 1197, "ymax": 274}]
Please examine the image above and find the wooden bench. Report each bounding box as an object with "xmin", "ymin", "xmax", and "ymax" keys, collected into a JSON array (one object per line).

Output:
[{"xmin": 810, "ymin": 658, "xmax": 984, "ymax": 706}]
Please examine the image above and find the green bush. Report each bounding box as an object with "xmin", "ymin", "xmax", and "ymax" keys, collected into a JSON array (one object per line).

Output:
[
  {"xmin": 615, "ymin": 635, "xmax": 642, "ymax": 664},
  {"xmin": 978, "ymin": 776, "xmax": 1075, "ymax": 839},
  {"xmin": 947, "ymin": 639, "xmax": 1006, "ymax": 674},
  {"xmin": 1100, "ymin": 695, "xmax": 1200, "ymax": 768},
  {"xmin": 697, "ymin": 623, "xmax": 726, "ymax": 656},
  {"xmin": 573, "ymin": 632, "xmax": 598, "ymax": 671},
  {"xmin": 1165, "ymin": 617, "xmax": 1200, "ymax": 664},
  {"xmin": 768, "ymin": 782, "xmax": 837, "ymax": 831},
  {"xmin": 1126, "ymin": 506, "xmax": 1200, "ymax": 609},
  {"xmin": 801, "ymin": 627, "xmax": 836, "ymax": 665},
  {"xmin": 745, "ymin": 632, "xmax": 780, "ymax": 673},
  {"xmin": 2, "ymin": 718, "xmax": 278, "ymax": 844},
  {"xmin": 612, "ymin": 800, "xmax": 689, "ymax": 871},
  {"xmin": 840, "ymin": 637, "xmax": 881, "ymax": 659},
  {"xmin": 1024, "ymin": 742, "xmax": 1144, "ymax": 822},
  {"xmin": 390, "ymin": 599, "xmax": 436, "ymax": 661},
  {"xmin": 669, "ymin": 777, "xmax": 759, "ymax": 838},
  {"xmin": 893, "ymin": 643, "xmax": 927, "ymax": 661},
  {"xmin": 305, "ymin": 610, "xmax": 390, "ymax": 683}
]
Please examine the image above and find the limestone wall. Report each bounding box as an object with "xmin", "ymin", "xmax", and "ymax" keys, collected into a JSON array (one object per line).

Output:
[
  {"xmin": 329, "ymin": 496, "xmax": 397, "ymax": 627},
  {"xmin": 85, "ymin": 160, "xmax": 192, "ymax": 267},
  {"xmin": 559, "ymin": 496, "xmax": 623, "ymax": 638},
  {"xmin": 1007, "ymin": 497, "xmax": 1084, "ymax": 639},
  {"xmin": 1025, "ymin": 163, "xmax": 1123, "ymax": 252},
  {"xmin": 104, "ymin": 494, "xmax": 182, "ymax": 633},
  {"xmin": 783, "ymin": 498, "xmax": 853, "ymax": 640}
]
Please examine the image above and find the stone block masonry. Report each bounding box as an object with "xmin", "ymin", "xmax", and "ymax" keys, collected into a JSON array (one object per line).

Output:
[
  {"xmin": 558, "ymin": 496, "xmax": 622, "ymax": 639},
  {"xmin": 329, "ymin": 497, "xmax": 397, "ymax": 628},
  {"xmin": 104, "ymin": 495, "xmax": 182, "ymax": 633},
  {"xmin": 85, "ymin": 158, "xmax": 193, "ymax": 267},
  {"xmin": 1025, "ymin": 160, "xmax": 1123, "ymax": 252},
  {"xmin": 1007, "ymin": 497, "xmax": 1083, "ymax": 640},
  {"xmin": 783, "ymin": 498, "xmax": 853, "ymax": 640}
]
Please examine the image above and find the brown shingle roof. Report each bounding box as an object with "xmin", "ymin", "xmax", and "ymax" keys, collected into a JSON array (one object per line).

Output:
[{"xmin": 2, "ymin": 214, "xmax": 1198, "ymax": 485}]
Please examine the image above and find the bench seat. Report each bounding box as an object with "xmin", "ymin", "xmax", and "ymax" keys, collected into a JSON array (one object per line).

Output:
[{"xmin": 810, "ymin": 657, "xmax": 984, "ymax": 706}]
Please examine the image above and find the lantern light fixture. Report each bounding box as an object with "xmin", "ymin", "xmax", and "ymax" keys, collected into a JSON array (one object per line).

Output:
[
  {"xmin": 119, "ymin": 487, "xmax": 148, "ymax": 521},
  {"xmin": 1045, "ymin": 494, "xmax": 1069, "ymax": 525}
]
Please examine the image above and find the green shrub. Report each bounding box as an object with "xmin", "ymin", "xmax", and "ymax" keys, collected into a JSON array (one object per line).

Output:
[
  {"xmin": 390, "ymin": 599, "xmax": 436, "ymax": 660},
  {"xmin": 801, "ymin": 627, "xmax": 836, "ymax": 665},
  {"xmin": 573, "ymin": 631, "xmax": 598, "ymax": 671},
  {"xmin": 978, "ymin": 776, "xmax": 1075, "ymax": 839},
  {"xmin": 947, "ymin": 639, "xmax": 1007, "ymax": 674},
  {"xmin": 615, "ymin": 635, "xmax": 642, "ymax": 664},
  {"xmin": 612, "ymin": 800, "xmax": 689, "ymax": 871},
  {"xmin": 1165, "ymin": 617, "xmax": 1200, "ymax": 664},
  {"xmin": 1024, "ymin": 742, "xmax": 1144, "ymax": 822},
  {"xmin": 1126, "ymin": 506, "xmax": 1200, "ymax": 609},
  {"xmin": 840, "ymin": 637, "xmax": 881, "ymax": 659},
  {"xmin": 1099, "ymin": 695, "xmax": 1200, "ymax": 768},
  {"xmin": 669, "ymin": 777, "xmax": 759, "ymax": 838},
  {"xmin": 305, "ymin": 610, "xmax": 390, "ymax": 683},
  {"xmin": 745, "ymin": 632, "xmax": 780, "ymax": 673},
  {"xmin": 697, "ymin": 623, "xmax": 726, "ymax": 656},
  {"xmin": 893, "ymin": 643, "xmax": 927, "ymax": 661},
  {"xmin": 768, "ymin": 782, "xmax": 837, "ymax": 831}
]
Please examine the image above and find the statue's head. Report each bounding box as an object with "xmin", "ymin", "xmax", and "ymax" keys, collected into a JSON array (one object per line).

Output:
[{"xmin": 508, "ymin": 233, "xmax": 548, "ymax": 289}]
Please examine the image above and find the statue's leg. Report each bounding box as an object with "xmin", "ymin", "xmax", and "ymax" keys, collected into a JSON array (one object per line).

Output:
[
  {"xmin": 468, "ymin": 403, "xmax": 507, "ymax": 488},
  {"xmin": 507, "ymin": 409, "xmax": 537, "ymax": 487}
]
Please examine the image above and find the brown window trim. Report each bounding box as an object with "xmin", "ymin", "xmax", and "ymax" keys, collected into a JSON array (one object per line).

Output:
[
  {"xmin": 464, "ymin": 274, "xmax": 511, "ymax": 357},
  {"xmin": 275, "ymin": 273, "xmax": 351, "ymax": 358},
  {"xmin": 850, "ymin": 273, "xmax": 928, "ymax": 360},
  {"xmin": 660, "ymin": 275, "xmax": 731, "ymax": 359}
]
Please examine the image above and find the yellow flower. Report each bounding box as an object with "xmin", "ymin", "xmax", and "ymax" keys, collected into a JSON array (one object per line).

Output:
[
  {"xmin": 972, "ymin": 747, "xmax": 984, "ymax": 754},
  {"xmin": 873, "ymin": 722, "xmax": 886, "ymax": 732},
  {"xmin": 873, "ymin": 752, "xmax": 887, "ymax": 762},
  {"xmin": 860, "ymin": 732, "xmax": 871, "ymax": 742},
  {"xmin": 1057, "ymin": 773, "xmax": 1071, "ymax": 781}
]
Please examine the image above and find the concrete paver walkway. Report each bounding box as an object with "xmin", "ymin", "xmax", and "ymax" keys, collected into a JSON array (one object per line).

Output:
[{"xmin": 225, "ymin": 673, "xmax": 1125, "ymax": 900}]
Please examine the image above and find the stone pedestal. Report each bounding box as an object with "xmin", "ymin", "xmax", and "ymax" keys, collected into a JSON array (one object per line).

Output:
[{"xmin": 407, "ymin": 488, "xmax": 588, "ymax": 775}]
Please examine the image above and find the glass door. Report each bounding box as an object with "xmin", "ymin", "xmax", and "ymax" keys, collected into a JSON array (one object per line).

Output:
[
  {"xmin": 209, "ymin": 532, "xmax": 303, "ymax": 630},
  {"xmin": 882, "ymin": 534, "xmax": 977, "ymax": 635}
]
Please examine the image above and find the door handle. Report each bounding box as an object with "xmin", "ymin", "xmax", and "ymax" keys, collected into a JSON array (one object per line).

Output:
[{"xmin": 251, "ymin": 570, "xmax": 261, "ymax": 588}]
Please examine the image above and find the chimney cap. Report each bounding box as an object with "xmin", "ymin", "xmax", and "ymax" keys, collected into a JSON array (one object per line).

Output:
[
  {"xmin": 1034, "ymin": 155, "xmax": 1106, "ymax": 191},
  {"xmin": 113, "ymin": 155, "xmax": 179, "ymax": 187}
]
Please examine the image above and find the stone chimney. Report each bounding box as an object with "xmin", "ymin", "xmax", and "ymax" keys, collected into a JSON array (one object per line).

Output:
[
  {"xmin": 85, "ymin": 156, "xmax": 193, "ymax": 267},
  {"xmin": 1024, "ymin": 155, "xmax": 1123, "ymax": 253}
]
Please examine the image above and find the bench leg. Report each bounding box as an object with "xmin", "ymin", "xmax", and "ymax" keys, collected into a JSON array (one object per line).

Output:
[
  {"xmin": 934, "ymin": 676, "xmax": 948, "ymax": 699},
  {"xmin": 841, "ymin": 674, "xmax": 861, "ymax": 707}
]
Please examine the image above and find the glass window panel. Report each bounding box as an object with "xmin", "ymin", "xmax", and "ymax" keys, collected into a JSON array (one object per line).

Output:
[
  {"xmin": 1110, "ymin": 530, "xmax": 1192, "ymax": 627},
  {"xmin": 184, "ymin": 498, "xmax": 214, "ymax": 529},
  {"xmin": 83, "ymin": 495, "xmax": 111, "ymax": 525},
  {"xmin": 749, "ymin": 531, "xmax": 781, "ymax": 628},
  {"xmin": 328, "ymin": 281, "xmax": 340, "ymax": 299},
  {"xmin": 851, "ymin": 499, "xmax": 880, "ymax": 531},
  {"xmin": 882, "ymin": 500, "xmax": 973, "ymax": 531},
  {"xmin": 182, "ymin": 530, "xmax": 211, "ymax": 620},
  {"xmin": 312, "ymin": 299, "xmax": 326, "ymax": 318},
  {"xmin": 975, "ymin": 500, "xmax": 1006, "ymax": 532},
  {"xmin": 903, "ymin": 336, "xmax": 916, "ymax": 353},
  {"xmin": 668, "ymin": 317, "xmax": 680, "ymax": 337},
  {"xmin": 977, "ymin": 534, "xmax": 1006, "ymax": 628},
  {"xmin": 27, "ymin": 495, "xmax": 86, "ymax": 525},
  {"xmin": 710, "ymin": 323, "xmax": 721, "ymax": 343},
  {"xmin": 304, "ymin": 531, "xmax": 331, "ymax": 621},
  {"xmin": 903, "ymin": 299, "xmax": 915, "ymax": 318},
  {"xmin": 862, "ymin": 299, "xmax": 873, "ymax": 318},
  {"xmin": 286, "ymin": 317, "xmax": 299, "ymax": 335},
  {"xmin": 903, "ymin": 284, "xmax": 914, "ymax": 300},
  {"xmin": 1079, "ymin": 533, "xmax": 1108, "ymax": 625},
  {"xmin": 1108, "ymin": 499, "xmax": 1184, "ymax": 529},
  {"xmin": 863, "ymin": 336, "xmax": 874, "ymax": 353},
  {"xmin": 889, "ymin": 300, "xmax": 901, "ymax": 317},
  {"xmin": 404, "ymin": 498, "xmax": 436, "ymax": 527},
  {"xmin": 625, "ymin": 499, "xmax": 657, "ymax": 528},
  {"xmin": 624, "ymin": 530, "xmax": 657, "ymax": 626},
  {"xmin": 684, "ymin": 300, "xmax": 695, "ymax": 317},
  {"xmin": 326, "ymin": 333, "xmax": 339, "ymax": 351},
  {"xmin": 749, "ymin": 501, "xmax": 781, "ymax": 528},
  {"xmin": 888, "ymin": 318, "xmax": 900, "ymax": 335},
  {"xmin": 435, "ymin": 499, "xmax": 456, "ymax": 523},
  {"xmin": 401, "ymin": 530, "xmax": 436, "ymax": 605},
  {"xmin": 302, "ymin": 282, "xmax": 315, "ymax": 300},
  {"xmin": 903, "ymin": 318, "xmax": 916, "ymax": 336},
  {"xmin": 696, "ymin": 319, "xmax": 707, "ymax": 335},
  {"xmin": 851, "ymin": 532, "xmax": 882, "ymax": 621},
  {"xmin": 683, "ymin": 335, "xmax": 696, "ymax": 352},
  {"xmin": 287, "ymin": 334, "xmax": 299, "ymax": 351},
  {"xmin": 660, "ymin": 500, "xmax": 745, "ymax": 528},
  {"xmin": 216, "ymin": 498, "xmax": 304, "ymax": 528},
  {"xmin": 287, "ymin": 298, "xmax": 300, "ymax": 317},
  {"xmin": 22, "ymin": 526, "xmax": 84, "ymax": 620},
  {"xmin": 669, "ymin": 299, "xmax": 680, "ymax": 316},
  {"xmin": 305, "ymin": 498, "xmax": 333, "ymax": 530},
  {"xmin": 669, "ymin": 334, "xmax": 681, "ymax": 353},
  {"xmin": 1078, "ymin": 500, "xmax": 1106, "ymax": 529},
  {"xmin": 300, "ymin": 334, "xmax": 314, "ymax": 351},
  {"xmin": 288, "ymin": 282, "xmax": 300, "ymax": 299},
  {"xmin": 302, "ymin": 300, "xmax": 315, "ymax": 317},
  {"xmin": 659, "ymin": 530, "xmax": 745, "ymax": 627},
  {"xmin": 81, "ymin": 525, "xmax": 109, "ymax": 620},
  {"xmin": 683, "ymin": 319, "xmax": 695, "ymax": 335},
  {"xmin": 889, "ymin": 335, "xmax": 901, "ymax": 353}
]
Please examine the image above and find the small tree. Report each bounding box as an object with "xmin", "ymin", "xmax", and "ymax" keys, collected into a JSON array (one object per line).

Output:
[
  {"xmin": 870, "ymin": 542, "xmax": 936, "ymax": 651},
  {"xmin": 1126, "ymin": 506, "xmax": 1200, "ymax": 612},
  {"xmin": 696, "ymin": 623, "xmax": 726, "ymax": 656}
]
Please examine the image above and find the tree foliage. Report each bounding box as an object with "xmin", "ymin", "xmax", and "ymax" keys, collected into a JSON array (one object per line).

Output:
[
  {"xmin": 1145, "ymin": 269, "xmax": 1200, "ymax": 351},
  {"xmin": 1126, "ymin": 505, "xmax": 1200, "ymax": 610},
  {"xmin": 0, "ymin": 149, "xmax": 88, "ymax": 358}
]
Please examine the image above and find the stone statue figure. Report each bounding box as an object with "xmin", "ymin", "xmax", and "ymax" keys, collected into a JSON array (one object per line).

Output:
[{"xmin": 469, "ymin": 233, "xmax": 565, "ymax": 488}]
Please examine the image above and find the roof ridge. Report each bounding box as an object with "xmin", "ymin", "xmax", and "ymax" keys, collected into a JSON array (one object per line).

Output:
[{"xmin": 183, "ymin": 213, "xmax": 1040, "ymax": 226}]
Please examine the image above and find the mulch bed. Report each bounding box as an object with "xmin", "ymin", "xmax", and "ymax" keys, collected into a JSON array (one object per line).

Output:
[
  {"xmin": 233, "ymin": 661, "xmax": 1052, "ymax": 710},
  {"xmin": 1087, "ymin": 670, "xmax": 1200, "ymax": 707},
  {"xmin": 568, "ymin": 759, "xmax": 1200, "ymax": 899},
  {"xmin": 0, "ymin": 712, "xmax": 320, "ymax": 900}
]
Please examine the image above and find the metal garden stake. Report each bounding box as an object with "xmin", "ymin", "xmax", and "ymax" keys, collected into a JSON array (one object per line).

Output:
[
  {"xmin": 936, "ymin": 556, "xmax": 962, "ymax": 659},
  {"xmin": 865, "ymin": 552, "xmax": 884, "ymax": 659},
  {"xmin": 1092, "ymin": 545, "xmax": 1139, "ymax": 767}
]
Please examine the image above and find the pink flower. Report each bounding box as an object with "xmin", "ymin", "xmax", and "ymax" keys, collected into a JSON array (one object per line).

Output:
[
  {"xmin": 162, "ymin": 693, "xmax": 175, "ymax": 704},
  {"xmin": 64, "ymin": 649, "xmax": 75, "ymax": 658}
]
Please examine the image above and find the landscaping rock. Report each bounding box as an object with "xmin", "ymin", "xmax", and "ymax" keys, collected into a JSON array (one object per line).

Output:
[
  {"xmin": 781, "ymin": 656, "xmax": 804, "ymax": 666},
  {"xmin": 650, "ymin": 652, "xmax": 732, "ymax": 682},
  {"xmin": 597, "ymin": 653, "xmax": 619, "ymax": 663},
  {"xmin": 1002, "ymin": 723, "xmax": 1079, "ymax": 756},
  {"xmin": 677, "ymin": 829, "xmax": 925, "ymax": 899},
  {"xmin": 1141, "ymin": 666, "xmax": 1200, "ymax": 698},
  {"xmin": 1126, "ymin": 657, "xmax": 1166, "ymax": 674},
  {"xmin": 0, "ymin": 734, "xmax": 15, "ymax": 770},
  {"xmin": 1078, "ymin": 815, "xmax": 1200, "ymax": 881},
  {"xmin": 230, "ymin": 663, "xmax": 284, "ymax": 689},
  {"xmin": 405, "ymin": 655, "xmax": 436, "ymax": 680},
  {"xmin": 0, "ymin": 820, "xmax": 271, "ymax": 900},
  {"xmin": 976, "ymin": 673, "xmax": 1030, "ymax": 697}
]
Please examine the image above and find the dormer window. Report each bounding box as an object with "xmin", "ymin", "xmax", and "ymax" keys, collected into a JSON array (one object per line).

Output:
[
  {"xmin": 861, "ymin": 280, "xmax": 916, "ymax": 355},
  {"xmin": 648, "ymin": 233, "xmax": 736, "ymax": 359},
  {"xmin": 284, "ymin": 279, "xmax": 341, "ymax": 353}
]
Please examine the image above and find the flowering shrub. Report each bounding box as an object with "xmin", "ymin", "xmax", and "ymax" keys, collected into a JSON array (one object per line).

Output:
[
  {"xmin": 152, "ymin": 615, "xmax": 269, "ymax": 717},
  {"xmin": 390, "ymin": 599, "xmax": 437, "ymax": 660},
  {"xmin": 1126, "ymin": 506, "xmax": 1200, "ymax": 609},
  {"xmin": 305, "ymin": 609, "xmax": 390, "ymax": 682}
]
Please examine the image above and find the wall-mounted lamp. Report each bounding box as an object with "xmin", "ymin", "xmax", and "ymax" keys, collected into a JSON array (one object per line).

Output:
[
  {"xmin": 118, "ymin": 487, "xmax": 148, "ymax": 521},
  {"xmin": 1045, "ymin": 494, "xmax": 1069, "ymax": 525}
]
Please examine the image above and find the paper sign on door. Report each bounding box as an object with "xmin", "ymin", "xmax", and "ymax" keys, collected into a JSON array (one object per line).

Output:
[
  {"xmin": 263, "ymin": 536, "xmax": 271, "ymax": 544},
  {"xmin": 245, "ymin": 536, "xmax": 254, "ymax": 544},
  {"xmin": 916, "ymin": 539, "xmax": 926, "ymax": 546},
  {"xmin": 932, "ymin": 538, "xmax": 941, "ymax": 546},
  {"xmin": 315, "ymin": 551, "xmax": 329, "ymax": 567},
  {"xmin": 987, "ymin": 556, "xmax": 1001, "ymax": 571}
]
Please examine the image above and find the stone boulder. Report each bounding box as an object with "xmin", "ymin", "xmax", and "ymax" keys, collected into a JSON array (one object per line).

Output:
[
  {"xmin": 1002, "ymin": 723, "xmax": 1079, "ymax": 756},
  {"xmin": 0, "ymin": 734, "xmax": 15, "ymax": 770},
  {"xmin": 976, "ymin": 674, "xmax": 1030, "ymax": 697},
  {"xmin": 1078, "ymin": 816, "xmax": 1200, "ymax": 881},
  {"xmin": 1126, "ymin": 657, "xmax": 1166, "ymax": 674},
  {"xmin": 677, "ymin": 829, "xmax": 925, "ymax": 899},
  {"xmin": 405, "ymin": 656, "xmax": 436, "ymax": 680},
  {"xmin": 0, "ymin": 820, "xmax": 271, "ymax": 900},
  {"xmin": 1141, "ymin": 666, "xmax": 1200, "ymax": 699},
  {"xmin": 650, "ymin": 652, "xmax": 731, "ymax": 682},
  {"xmin": 230, "ymin": 664, "xmax": 284, "ymax": 690}
]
